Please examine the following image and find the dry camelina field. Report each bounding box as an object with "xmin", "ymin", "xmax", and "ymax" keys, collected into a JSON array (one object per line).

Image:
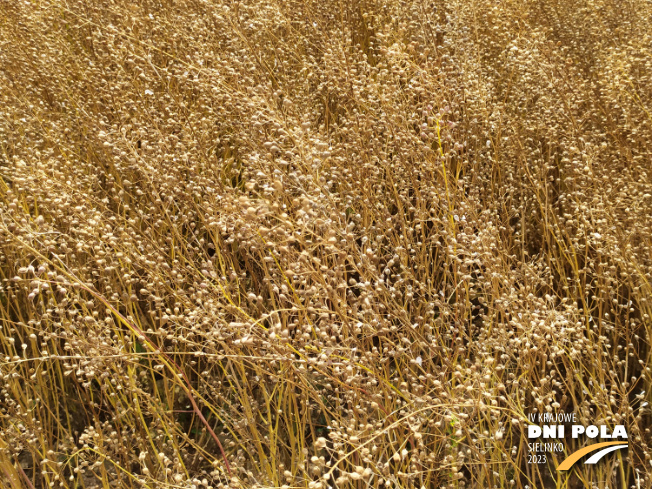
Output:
[{"xmin": 1, "ymin": 0, "xmax": 652, "ymax": 488}]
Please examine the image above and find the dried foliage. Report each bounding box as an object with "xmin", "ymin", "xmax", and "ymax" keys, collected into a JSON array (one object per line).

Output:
[{"xmin": 1, "ymin": 0, "xmax": 651, "ymax": 488}]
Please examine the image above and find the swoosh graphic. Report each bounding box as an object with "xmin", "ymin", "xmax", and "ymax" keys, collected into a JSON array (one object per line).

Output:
[
  {"xmin": 584, "ymin": 444, "xmax": 628, "ymax": 464},
  {"xmin": 557, "ymin": 442, "xmax": 628, "ymax": 471}
]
